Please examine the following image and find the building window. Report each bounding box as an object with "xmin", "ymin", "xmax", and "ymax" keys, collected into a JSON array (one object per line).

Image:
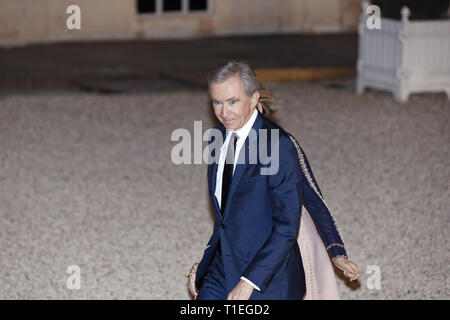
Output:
[
  {"xmin": 137, "ymin": 0, "xmax": 156, "ymax": 13},
  {"xmin": 163, "ymin": 0, "xmax": 182, "ymax": 12},
  {"xmin": 137, "ymin": 0, "xmax": 209, "ymax": 15},
  {"xmin": 189, "ymin": 0, "xmax": 207, "ymax": 11}
]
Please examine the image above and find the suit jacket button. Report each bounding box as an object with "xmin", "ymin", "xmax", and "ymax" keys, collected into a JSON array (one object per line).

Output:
[{"xmin": 221, "ymin": 223, "xmax": 226, "ymax": 229}]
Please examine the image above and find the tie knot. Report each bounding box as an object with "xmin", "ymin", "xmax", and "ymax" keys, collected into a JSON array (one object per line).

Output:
[
  {"xmin": 225, "ymin": 132, "xmax": 238, "ymax": 164},
  {"xmin": 230, "ymin": 132, "xmax": 238, "ymax": 143}
]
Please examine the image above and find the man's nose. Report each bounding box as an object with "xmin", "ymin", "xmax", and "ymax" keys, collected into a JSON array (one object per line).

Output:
[{"xmin": 221, "ymin": 105, "xmax": 230, "ymax": 118}]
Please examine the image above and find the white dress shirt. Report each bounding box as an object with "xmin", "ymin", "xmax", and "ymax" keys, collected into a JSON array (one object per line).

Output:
[{"xmin": 214, "ymin": 107, "xmax": 261, "ymax": 292}]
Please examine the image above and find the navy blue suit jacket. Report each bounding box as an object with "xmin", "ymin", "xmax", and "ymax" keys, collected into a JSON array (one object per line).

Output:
[{"xmin": 195, "ymin": 109, "xmax": 347, "ymax": 299}]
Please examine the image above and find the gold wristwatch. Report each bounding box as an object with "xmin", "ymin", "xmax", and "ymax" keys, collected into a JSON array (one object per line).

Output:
[{"xmin": 186, "ymin": 262, "xmax": 199, "ymax": 277}]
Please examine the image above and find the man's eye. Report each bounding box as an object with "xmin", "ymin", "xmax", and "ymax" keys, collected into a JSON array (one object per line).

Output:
[{"xmin": 229, "ymin": 100, "xmax": 236, "ymax": 105}]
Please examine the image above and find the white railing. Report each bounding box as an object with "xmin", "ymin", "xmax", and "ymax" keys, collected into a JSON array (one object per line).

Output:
[{"xmin": 356, "ymin": 1, "xmax": 450, "ymax": 102}]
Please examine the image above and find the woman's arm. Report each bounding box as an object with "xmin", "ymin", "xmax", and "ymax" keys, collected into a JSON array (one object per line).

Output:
[{"xmin": 287, "ymin": 135, "xmax": 347, "ymax": 260}]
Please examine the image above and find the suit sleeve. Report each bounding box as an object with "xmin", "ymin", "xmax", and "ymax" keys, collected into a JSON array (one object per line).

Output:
[
  {"xmin": 293, "ymin": 136, "xmax": 348, "ymax": 259},
  {"xmin": 240, "ymin": 135, "xmax": 303, "ymax": 293}
]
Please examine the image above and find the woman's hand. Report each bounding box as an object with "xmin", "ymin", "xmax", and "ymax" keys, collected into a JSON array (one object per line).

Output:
[
  {"xmin": 333, "ymin": 256, "xmax": 360, "ymax": 281},
  {"xmin": 188, "ymin": 272, "xmax": 199, "ymax": 299}
]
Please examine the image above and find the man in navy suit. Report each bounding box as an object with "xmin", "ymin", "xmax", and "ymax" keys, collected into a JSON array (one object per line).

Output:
[{"xmin": 187, "ymin": 61, "xmax": 360, "ymax": 300}]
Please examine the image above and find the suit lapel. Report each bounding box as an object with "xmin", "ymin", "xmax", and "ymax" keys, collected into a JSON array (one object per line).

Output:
[
  {"xmin": 208, "ymin": 110, "xmax": 264, "ymax": 222},
  {"xmin": 222, "ymin": 111, "xmax": 263, "ymax": 222},
  {"xmin": 208, "ymin": 124, "xmax": 226, "ymax": 220},
  {"xmin": 209, "ymin": 161, "xmax": 220, "ymax": 219}
]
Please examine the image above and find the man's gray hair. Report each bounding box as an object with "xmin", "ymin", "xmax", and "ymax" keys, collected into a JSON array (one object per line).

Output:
[{"xmin": 207, "ymin": 60, "xmax": 260, "ymax": 97}]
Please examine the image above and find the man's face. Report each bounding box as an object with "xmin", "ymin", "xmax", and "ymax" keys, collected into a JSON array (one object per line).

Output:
[{"xmin": 209, "ymin": 74, "xmax": 259, "ymax": 131}]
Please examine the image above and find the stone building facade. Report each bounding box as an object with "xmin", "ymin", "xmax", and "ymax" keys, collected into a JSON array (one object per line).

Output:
[{"xmin": 0, "ymin": 0, "xmax": 362, "ymax": 47}]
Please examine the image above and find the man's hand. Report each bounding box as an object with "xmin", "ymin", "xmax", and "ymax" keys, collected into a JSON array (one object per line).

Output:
[
  {"xmin": 188, "ymin": 272, "xmax": 199, "ymax": 299},
  {"xmin": 333, "ymin": 256, "xmax": 360, "ymax": 281},
  {"xmin": 227, "ymin": 279, "xmax": 254, "ymax": 300}
]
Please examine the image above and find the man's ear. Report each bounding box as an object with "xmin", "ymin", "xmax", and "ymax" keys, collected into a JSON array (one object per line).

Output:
[{"xmin": 251, "ymin": 91, "xmax": 260, "ymax": 109}]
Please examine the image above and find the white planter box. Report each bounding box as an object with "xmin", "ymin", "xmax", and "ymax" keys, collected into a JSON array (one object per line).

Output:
[{"xmin": 356, "ymin": 1, "xmax": 450, "ymax": 102}]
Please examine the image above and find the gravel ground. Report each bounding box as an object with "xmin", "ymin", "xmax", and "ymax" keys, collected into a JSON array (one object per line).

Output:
[{"xmin": 0, "ymin": 82, "xmax": 448, "ymax": 299}]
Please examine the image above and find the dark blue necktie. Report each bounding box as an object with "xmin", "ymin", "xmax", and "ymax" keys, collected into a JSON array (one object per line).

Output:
[{"xmin": 221, "ymin": 132, "xmax": 238, "ymax": 213}]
